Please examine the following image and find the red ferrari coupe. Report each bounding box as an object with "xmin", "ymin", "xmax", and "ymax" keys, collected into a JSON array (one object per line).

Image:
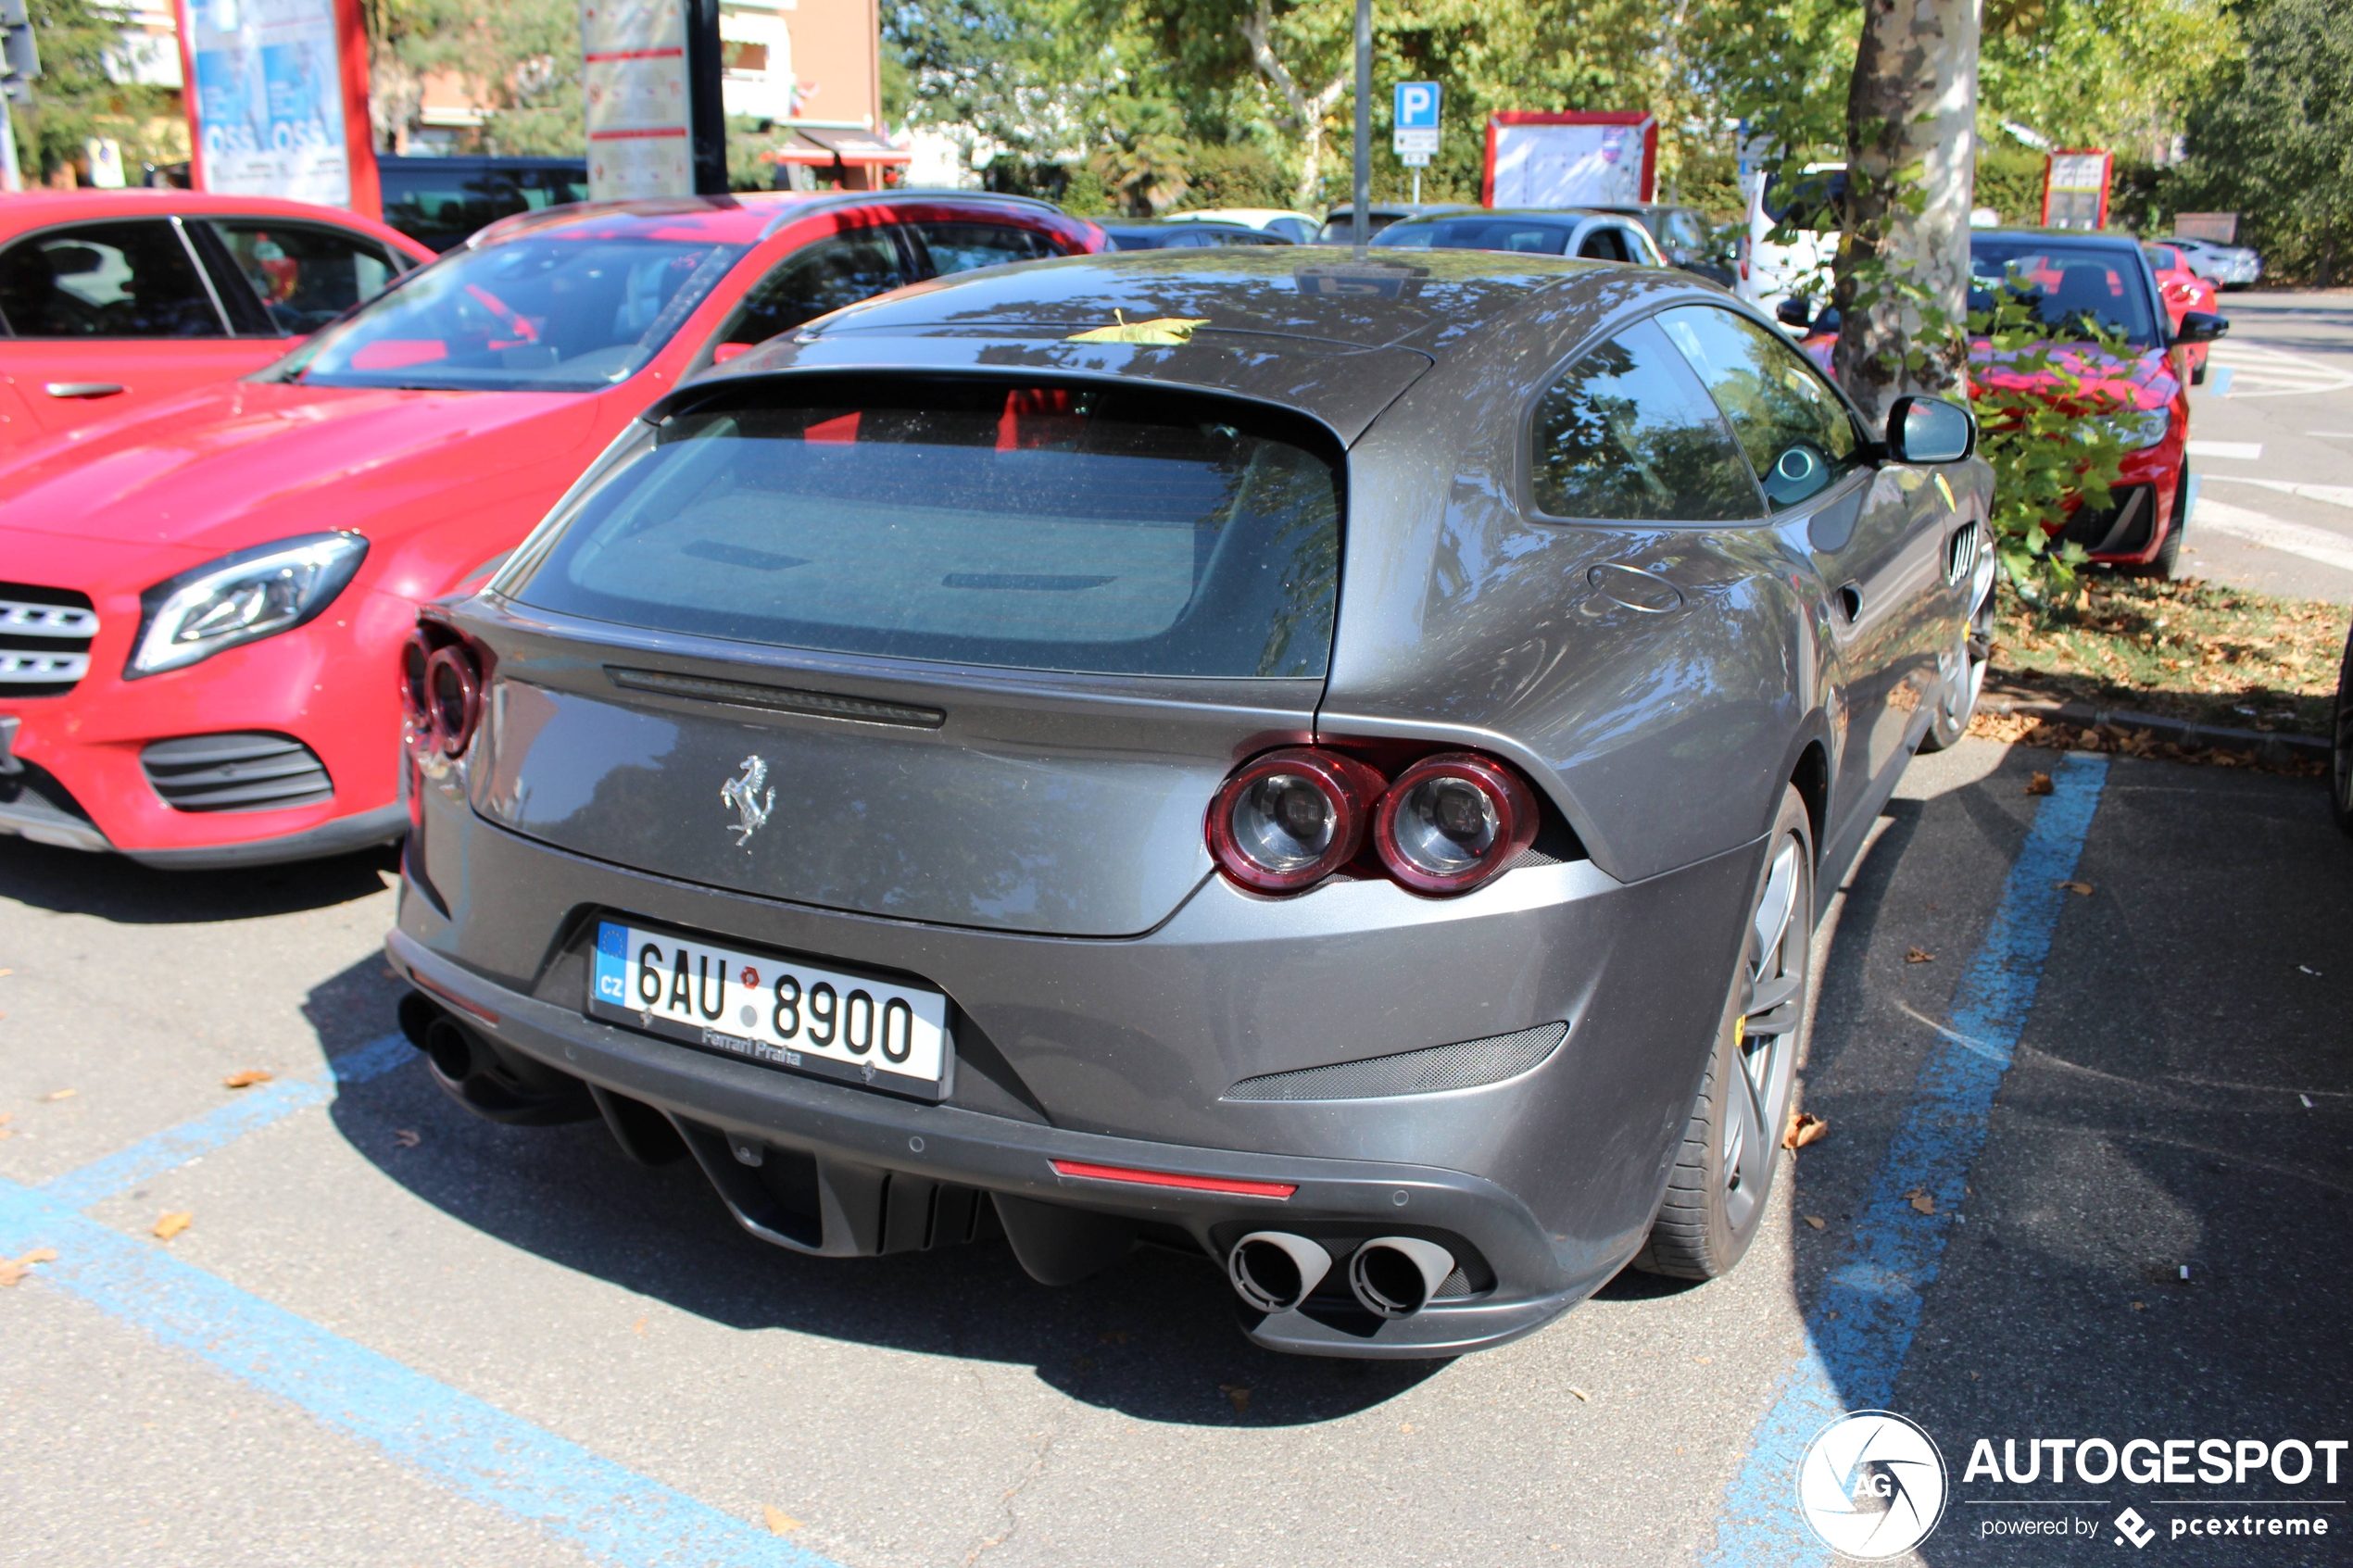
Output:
[
  {"xmin": 0, "ymin": 191, "xmax": 1101, "ymax": 867},
  {"xmin": 0, "ymin": 189, "xmax": 435, "ymax": 443}
]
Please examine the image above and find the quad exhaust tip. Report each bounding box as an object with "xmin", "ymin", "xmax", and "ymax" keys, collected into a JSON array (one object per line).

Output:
[
  {"xmin": 1227, "ymin": 1231, "xmax": 1331, "ymax": 1313},
  {"xmin": 1348, "ymin": 1236, "xmax": 1456, "ymax": 1318}
]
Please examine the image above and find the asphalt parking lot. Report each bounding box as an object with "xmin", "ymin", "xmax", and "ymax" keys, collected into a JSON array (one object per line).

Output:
[{"xmin": 3, "ymin": 723, "xmax": 2346, "ymax": 1566}]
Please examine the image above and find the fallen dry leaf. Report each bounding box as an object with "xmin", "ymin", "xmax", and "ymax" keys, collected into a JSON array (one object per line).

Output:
[
  {"xmin": 2055, "ymin": 881, "xmax": 2094, "ymax": 897},
  {"xmin": 1783, "ymin": 1111, "xmax": 1828, "ymax": 1149},
  {"xmin": 1219, "ymin": 1383, "xmax": 1252, "ymax": 1414},
  {"xmin": 1904, "ymin": 1187, "xmax": 1936, "ymax": 1216},
  {"xmin": 0, "ymin": 968, "xmax": 12, "ymax": 976},
  {"xmin": 1805, "ymin": 1215, "xmax": 1828, "ymax": 1231},
  {"xmin": 221, "ymin": 1069, "xmax": 274, "ymax": 1090},
  {"xmin": 41, "ymin": 1088, "xmax": 74, "ymax": 1102},
  {"xmin": 152, "ymin": 1211, "xmax": 193, "ymax": 1241},
  {"xmin": 2025, "ymin": 771, "xmax": 2055, "ymax": 797},
  {"xmin": 632, "ymin": 1317, "xmax": 648, "ymax": 1336},
  {"xmin": 762, "ymin": 1507, "xmax": 801, "ymax": 1535},
  {"xmin": 2131, "ymin": 1300, "xmax": 2145, "ymax": 1311},
  {"xmin": 1694, "ymin": 1356, "xmax": 1714, "ymax": 1365},
  {"xmin": 393, "ymin": 1128, "xmax": 422, "ymax": 1148},
  {"xmin": 1568, "ymin": 1386, "xmax": 1590, "ymax": 1402},
  {"xmin": 1906, "ymin": 947, "xmax": 1934, "ymax": 964},
  {"xmin": 0, "ymin": 1247, "xmax": 58, "ymax": 1286},
  {"xmin": 1399, "ymin": 1422, "xmax": 1416, "ymax": 1433}
]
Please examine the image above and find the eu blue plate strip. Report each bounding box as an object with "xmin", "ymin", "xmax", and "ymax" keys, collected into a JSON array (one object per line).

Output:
[
  {"xmin": 1708, "ymin": 752, "xmax": 2109, "ymax": 1564},
  {"xmin": 0, "ymin": 1179, "xmax": 833, "ymax": 1568},
  {"xmin": 38, "ymin": 1034, "xmax": 415, "ymax": 1212}
]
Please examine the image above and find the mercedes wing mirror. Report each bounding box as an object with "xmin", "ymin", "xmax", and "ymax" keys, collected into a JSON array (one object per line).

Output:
[{"xmin": 1886, "ymin": 395, "xmax": 1975, "ymax": 464}]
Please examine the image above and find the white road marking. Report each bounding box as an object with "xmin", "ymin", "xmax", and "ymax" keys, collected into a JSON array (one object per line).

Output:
[
  {"xmin": 2306, "ymin": 431, "xmax": 2353, "ymax": 438},
  {"xmin": 2202, "ymin": 474, "xmax": 2353, "ymax": 510},
  {"xmin": 2184, "ymin": 440, "xmax": 2263, "ymax": 459},
  {"xmin": 2205, "ymin": 343, "xmax": 2353, "ymax": 398},
  {"xmin": 2194, "ymin": 496, "xmax": 2353, "ymax": 575}
]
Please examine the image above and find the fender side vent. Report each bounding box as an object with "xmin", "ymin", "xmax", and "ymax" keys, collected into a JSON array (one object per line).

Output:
[
  {"xmin": 142, "ymin": 732, "xmax": 333, "ymax": 812},
  {"xmin": 1223, "ymin": 1021, "xmax": 1569, "ymax": 1102}
]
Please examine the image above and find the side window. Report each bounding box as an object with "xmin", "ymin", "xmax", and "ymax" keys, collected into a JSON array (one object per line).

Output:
[
  {"xmin": 723, "ymin": 229, "xmax": 911, "ymax": 346},
  {"xmin": 1667, "ymin": 212, "xmax": 1705, "ymax": 254},
  {"xmin": 0, "ymin": 220, "xmax": 223, "ymax": 339},
  {"xmin": 202, "ymin": 221, "xmax": 403, "ymax": 335},
  {"xmin": 1576, "ymin": 226, "xmax": 1629, "ymax": 263},
  {"xmin": 907, "ymin": 220, "xmax": 1060, "ymax": 277},
  {"xmin": 1529, "ymin": 318, "xmax": 1765, "ymax": 522},
  {"xmin": 1657, "ymin": 304, "xmax": 1864, "ymax": 508}
]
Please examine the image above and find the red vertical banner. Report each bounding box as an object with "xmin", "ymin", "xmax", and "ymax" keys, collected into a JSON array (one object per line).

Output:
[{"xmin": 174, "ymin": 0, "xmax": 378, "ymax": 217}]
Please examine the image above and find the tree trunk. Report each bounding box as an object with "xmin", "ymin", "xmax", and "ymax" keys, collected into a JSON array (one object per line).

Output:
[
  {"xmin": 1830, "ymin": 0, "xmax": 1982, "ymax": 428},
  {"xmin": 1240, "ymin": 0, "xmax": 1350, "ymax": 210}
]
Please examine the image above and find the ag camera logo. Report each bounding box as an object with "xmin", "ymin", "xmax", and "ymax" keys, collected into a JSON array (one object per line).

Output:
[{"xmin": 1797, "ymin": 1411, "xmax": 1950, "ymax": 1558}]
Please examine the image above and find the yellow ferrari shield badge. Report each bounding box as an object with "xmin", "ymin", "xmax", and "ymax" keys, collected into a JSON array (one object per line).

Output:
[{"xmin": 1933, "ymin": 473, "xmax": 1957, "ymax": 511}]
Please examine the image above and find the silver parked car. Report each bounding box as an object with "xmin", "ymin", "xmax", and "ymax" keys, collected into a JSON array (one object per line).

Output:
[{"xmin": 388, "ymin": 249, "xmax": 1993, "ymax": 1356}]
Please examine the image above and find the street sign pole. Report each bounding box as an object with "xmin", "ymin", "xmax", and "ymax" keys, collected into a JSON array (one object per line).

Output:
[{"xmin": 1351, "ymin": 0, "xmax": 1371, "ymax": 251}]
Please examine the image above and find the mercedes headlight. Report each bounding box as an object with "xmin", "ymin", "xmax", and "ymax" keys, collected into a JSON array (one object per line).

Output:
[
  {"xmin": 128, "ymin": 533, "xmax": 369, "ymax": 679},
  {"xmin": 2093, "ymin": 408, "xmax": 2171, "ymax": 451}
]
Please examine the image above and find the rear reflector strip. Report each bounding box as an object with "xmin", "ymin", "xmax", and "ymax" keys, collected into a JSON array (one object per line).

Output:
[
  {"xmin": 1049, "ymin": 1159, "xmax": 1296, "ymax": 1199},
  {"xmin": 411, "ymin": 970, "xmax": 499, "ymax": 1026}
]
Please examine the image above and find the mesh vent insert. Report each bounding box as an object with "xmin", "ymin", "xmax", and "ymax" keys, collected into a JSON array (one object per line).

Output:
[
  {"xmin": 141, "ymin": 732, "xmax": 333, "ymax": 813},
  {"xmin": 1224, "ymin": 1022, "xmax": 1568, "ymax": 1102}
]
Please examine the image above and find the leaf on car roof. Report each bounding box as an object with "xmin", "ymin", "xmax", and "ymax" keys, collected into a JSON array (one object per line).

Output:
[
  {"xmin": 0, "ymin": 1248, "xmax": 57, "ymax": 1286},
  {"xmin": 1066, "ymin": 313, "xmax": 1210, "ymax": 345},
  {"xmin": 153, "ymin": 1211, "xmax": 193, "ymax": 1241},
  {"xmin": 222, "ymin": 1070, "xmax": 274, "ymax": 1089}
]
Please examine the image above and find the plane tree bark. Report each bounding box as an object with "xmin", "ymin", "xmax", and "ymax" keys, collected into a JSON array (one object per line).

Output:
[{"xmin": 1830, "ymin": 0, "xmax": 1982, "ymax": 426}]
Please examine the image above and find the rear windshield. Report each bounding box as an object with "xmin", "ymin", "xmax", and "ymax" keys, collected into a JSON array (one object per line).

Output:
[
  {"xmin": 275, "ymin": 234, "xmax": 744, "ymax": 392},
  {"xmin": 1969, "ymin": 242, "xmax": 2158, "ymax": 347},
  {"xmin": 508, "ymin": 379, "xmax": 1343, "ymax": 678},
  {"xmin": 1375, "ymin": 219, "xmax": 1571, "ymax": 255}
]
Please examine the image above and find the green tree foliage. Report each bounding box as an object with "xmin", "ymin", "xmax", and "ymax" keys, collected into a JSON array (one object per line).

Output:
[
  {"xmin": 363, "ymin": 0, "xmax": 580, "ymax": 157},
  {"xmin": 11, "ymin": 0, "xmax": 178, "ymax": 182},
  {"xmin": 2167, "ymin": 0, "xmax": 2351, "ymax": 284}
]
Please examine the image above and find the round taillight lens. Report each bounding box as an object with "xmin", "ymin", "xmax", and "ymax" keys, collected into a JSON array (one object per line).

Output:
[
  {"xmin": 423, "ymin": 644, "xmax": 482, "ymax": 758},
  {"xmin": 1207, "ymin": 748, "xmax": 1380, "ymax": 893},
  {"xmin": 399, "ymin": 629, "xmax": 434, "ymax": 724},
  {"xmin": 1374, "ymin": 753, "xmax": 1539, "ymax": 894}
]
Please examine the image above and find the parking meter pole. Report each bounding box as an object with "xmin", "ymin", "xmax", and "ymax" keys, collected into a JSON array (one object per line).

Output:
[{"xmin": 1351, "ymin": 0, "xmax": 1371, "ymax": 252}]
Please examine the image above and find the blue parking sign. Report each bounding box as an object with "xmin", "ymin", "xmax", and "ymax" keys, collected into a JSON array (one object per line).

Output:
[{"xmin": 1395, "ymin": 82, "xmax": 1441, "ymax": 131}]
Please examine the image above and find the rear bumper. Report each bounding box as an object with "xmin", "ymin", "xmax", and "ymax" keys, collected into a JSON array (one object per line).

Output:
[{"xmin": 389, "ymin": 925, "xmax": 1591, "ymax": 1357}]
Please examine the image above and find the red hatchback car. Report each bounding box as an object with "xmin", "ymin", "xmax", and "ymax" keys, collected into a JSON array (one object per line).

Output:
[
  {"xmin": 0, "ymin": 189, "xmax": 435, "ymax": 443},
  {"xmin": 1969, "ymin": 230, "xmax": 2225, "ymax": 579},
  {"xmin": 0, "ymin": 191, "xmax": 1100, "ymax": 867}
]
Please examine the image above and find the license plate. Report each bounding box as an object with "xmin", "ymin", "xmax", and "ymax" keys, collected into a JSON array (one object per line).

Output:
[{"xmin": 588, "ymin": 919, "xmax": 951, "ymax": 1098}]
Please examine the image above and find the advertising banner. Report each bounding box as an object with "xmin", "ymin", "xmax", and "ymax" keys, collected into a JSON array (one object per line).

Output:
[
  {"xmin": 1483, "ymin": 112, "xmax": 1657, "ymax": 207},
  {"xmin": 176, "ymin": 0, "xmax": 375, "ymax": 214},
  {"xmin": 583, "ymin": 0, "xmax": 694, "ymax": 200}
]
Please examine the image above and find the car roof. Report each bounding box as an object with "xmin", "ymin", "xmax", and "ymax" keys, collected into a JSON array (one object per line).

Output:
[
  {"xmin": 0, "ymin": 187, "xmax": 434, "ymax": 256},
  {"xmin": 685, "ymin": 246, "xmax": 1713, "ymax": 443},
  {"xmin": 1971, "ymin": 227, "xmax": 2147, "ymax": 253},
  {"xmin": 1385, "ymin": 207, "xmax": 1619, "ymax": 227},
  {"xmin": 467, "ymin": 189, "xmax": 1074, "ymax": 248}
]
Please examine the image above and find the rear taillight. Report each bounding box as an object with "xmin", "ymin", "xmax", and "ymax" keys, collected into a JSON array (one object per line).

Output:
[
  {"xmin": 398, "ymin": 628, "xmax": 434, "ymax": 727},
  {"xmin": 1207, "ymin": 747, "xmax": 1383, "ymax": 893},
  {"xmin": 1207, "ymin": 745, "xmax": 1544, "ymax": 897},
  {"xmin": 423, "ymin": 644, "xmax": 482, "ymax": 757},
  {"xmin": 1374, "ymin": 753, "xmax": 1539, "ymax": 894}
]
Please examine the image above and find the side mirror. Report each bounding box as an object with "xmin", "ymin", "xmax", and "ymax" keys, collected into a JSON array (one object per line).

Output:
[
  {"xmin": 1776, "ymin": 295, "xmax": 1813, "ymax": 328},
  {"xmin": 1887, "ymin": 395, "xmax": 1975, "ymax": 464},
  {"xmin": 2172, "ymin": 310, "xmax": 2230, "ymax": 346}
]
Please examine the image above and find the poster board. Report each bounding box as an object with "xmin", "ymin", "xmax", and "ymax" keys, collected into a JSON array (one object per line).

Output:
[
  {"xmin": 174, "ymin": 0, "xmax": 378, "ymax": 218},
  {"xmin": 1483, "ymin": 112, "xmax": 1656, "ymax": 208},
  {"xmin": 582, "ymin": 0, "xmax": 695, "ymax": 199},
  {"xmin": 2172, "ymin": 212, "xmax": 2239, "ymax": 245},
  {"xmin": 2041, "ymin": 150, "xmax": 2112, "ymax": 232}
]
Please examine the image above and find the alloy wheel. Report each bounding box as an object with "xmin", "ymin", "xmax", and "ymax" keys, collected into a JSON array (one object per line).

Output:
[{"xmin": 1720, "ymin": 834, "xmax": 1807, "ymax": 1236}]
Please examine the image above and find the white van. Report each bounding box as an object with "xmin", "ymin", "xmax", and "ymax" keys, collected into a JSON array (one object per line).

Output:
[{"xmin": 1740, "ymin": 162, "xmax": 1844, "ymax": 321}]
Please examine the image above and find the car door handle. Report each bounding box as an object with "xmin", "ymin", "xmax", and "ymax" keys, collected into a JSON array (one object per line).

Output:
[{"xmin": 44, "ymin": 382, "xmax": 126, "ymax": 399}]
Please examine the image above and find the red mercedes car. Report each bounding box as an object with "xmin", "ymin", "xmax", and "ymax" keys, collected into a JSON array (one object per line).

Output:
[
  {"xmin": 0, "ymin": 192, "xmax": 1100, "ymax": 867},
  {"xmin": 0, "ymin": 189, "xmax": 435, "ymax": 443},
  {"xmin": 1969, "ymin": 230, "xmax": 2224, "ymax": 579}
]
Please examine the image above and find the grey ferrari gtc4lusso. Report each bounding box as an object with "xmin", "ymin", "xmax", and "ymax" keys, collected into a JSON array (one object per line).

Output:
[{"xmin": 387, "ymin": 247, "xmax": 1994, "ymax": 1357}]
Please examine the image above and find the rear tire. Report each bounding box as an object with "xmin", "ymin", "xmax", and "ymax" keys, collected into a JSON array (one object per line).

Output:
[{"xmin": 1634, "ymin": 786, "xmax": 1814, "ymax": 1280}]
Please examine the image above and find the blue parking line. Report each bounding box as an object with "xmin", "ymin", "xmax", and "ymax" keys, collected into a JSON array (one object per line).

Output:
[
  {"xmin": 1708, "ymin": 752, "xmax": 2109, "ymax": 1565},
  {"xmin": 39, "ymin": 1034, "xmax": 414, "ymax": 1211},
  {"xmin": 2209, "ymin": 364, "xmax": 2235, "ymax": 398},
  {"xmin": 0, "ymin": 1178, "xmax": 834, "ymax": 1568}
]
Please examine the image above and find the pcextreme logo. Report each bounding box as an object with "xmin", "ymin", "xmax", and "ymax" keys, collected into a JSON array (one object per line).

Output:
[{"xmin": 1796, "ymin": 1410, "xmax": 1951, "ymax": 1559}]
